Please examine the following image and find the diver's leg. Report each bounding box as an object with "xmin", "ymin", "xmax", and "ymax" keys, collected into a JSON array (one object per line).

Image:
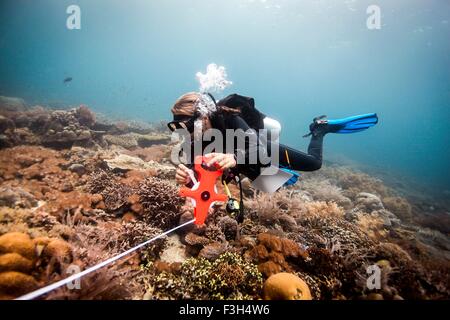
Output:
[{"xmin": 278, "ymin": 134, "xmax": 324, "ymax": 171}]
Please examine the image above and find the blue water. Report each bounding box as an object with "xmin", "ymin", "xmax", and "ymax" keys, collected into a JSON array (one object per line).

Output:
[{"xmin": 0, "ymin": 0, "xmax": 449, "ymax": 191}]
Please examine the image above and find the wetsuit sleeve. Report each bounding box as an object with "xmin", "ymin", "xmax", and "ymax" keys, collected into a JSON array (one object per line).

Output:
[{"xmin": 225, "ymin": 115, "xmax": 270, "ymax": 180}]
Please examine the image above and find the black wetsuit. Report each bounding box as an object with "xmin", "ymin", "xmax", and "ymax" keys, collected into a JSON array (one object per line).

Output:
[
  {"xmin": 207, "ymin": 113, "xmax": 322, "ymax": 181},
  {"xmin": 185, "ymin": 94, "xmax": 323, "ymax": 181}
]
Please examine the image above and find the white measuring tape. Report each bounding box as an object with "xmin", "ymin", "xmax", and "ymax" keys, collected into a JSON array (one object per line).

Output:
[{"xmin": 16, "ymin": 218, "xmax": 196, "ymax": 300}]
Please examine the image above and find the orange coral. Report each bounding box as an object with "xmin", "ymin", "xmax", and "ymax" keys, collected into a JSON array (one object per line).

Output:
[{"xmin": 246, "ymin": 245, "xmax": 269, "ymax": 261}]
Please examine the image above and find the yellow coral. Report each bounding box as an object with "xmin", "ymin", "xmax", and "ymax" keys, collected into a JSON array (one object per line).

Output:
[
  {"xmin": 263, "ymin": 272, "xmax": 312, "ymax": 300},
  {"xmin": 356, "ymin": 215, "xmax": 388, "ymax": 240},
  {"xmin": 0, "ymin": 253, "xmax": 33, "ymax": 273},
  {"xmin": 0, "ymin": 232, "xmax": 35, "ymax": 260},
  {"xmin": 0, "ymin": 271, "xmax": 38, "ymax": 296},
  {"xmin": 302, "ymin": 201, "xmax": 345, "ymax": 219}
]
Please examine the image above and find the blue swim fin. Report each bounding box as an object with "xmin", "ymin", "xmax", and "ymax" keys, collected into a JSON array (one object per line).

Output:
[
  {"xmin": 303, "ymin": 113, "xmax": 378, "ymax": 137},
  {"xmin": 279, "ymin": 167, "xmax": 300, "ymax": 186},
  {"xmin": 327, "ymin": 113, "xmax": 379, "ymax": 134}
]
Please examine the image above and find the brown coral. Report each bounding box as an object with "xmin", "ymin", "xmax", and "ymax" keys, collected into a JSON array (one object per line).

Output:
[
  {"xmin": 198, "ymin": 242, "xmax": 227, "ymax": 260},
  {"xmin": 245, "ymin": 233, "xmax": 307, "ymax": 278},
  {"xmin": 382, "ymin": 196, "xmax": 412, "ymax": 222},
  {"xmin": 75, "ymin": 105, "xmax": 96, "ymax": 128}
]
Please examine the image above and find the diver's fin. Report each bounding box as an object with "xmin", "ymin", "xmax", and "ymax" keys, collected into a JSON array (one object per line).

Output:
[
  {"xmin": 303, "ymin": 113, "xmax": 378, "ymax": 137},
  {"xmin": 327, "ymin": 113, "xmax": 378, "ymax": 134}
]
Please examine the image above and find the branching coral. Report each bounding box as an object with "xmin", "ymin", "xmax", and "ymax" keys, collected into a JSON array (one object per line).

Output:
[
  {"xmin": 299, "ymin": 179, "xmax": 352, "ymax": 209},
  {"xmin": 246, "ymin": 189, "xmax": 304, "ymax": 230},
  {"xmin": 307, "ymin": 166, "xmax": 391, "ymax": 200},
  {"xmin": 85, "ymin": 169, "xmax": 117, "ymax": 194},
  {"xmin": 120, "ymin": 220, "xmax": 166, "ymax": 261},
  {"xmin": 138, "ymin": 177, "xmax": 183, "ymax": 229}
]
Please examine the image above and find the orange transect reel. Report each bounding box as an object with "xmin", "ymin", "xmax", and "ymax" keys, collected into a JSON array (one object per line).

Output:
[{"xmin": 179, "ymin": 156, "xmax": 228, "ymax": 225}]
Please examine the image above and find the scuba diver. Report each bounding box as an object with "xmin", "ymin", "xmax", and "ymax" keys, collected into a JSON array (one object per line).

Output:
[
  {"xmin": 168, "ymin": 92, "xmax": 378, "ymax": 223},
  {"xmin": 169, "ymin": 92, "xmax": 378, "ymax": 189}
]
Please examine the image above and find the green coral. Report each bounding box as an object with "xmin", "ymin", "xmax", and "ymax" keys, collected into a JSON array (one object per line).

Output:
[{"xmin": 143, "ymin": 252, "xmax": 263, "ymax": 300}]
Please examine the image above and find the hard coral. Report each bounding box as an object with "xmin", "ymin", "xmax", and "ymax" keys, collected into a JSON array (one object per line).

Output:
[
  {"xmin": 123, "ymin": 144, "xmax": 172, "ymax": 163},
  {"xmin": 300, "ymin": 201, "xmax": 345, "ymax": 219},
  {"xmin": 0, "ymin": 253, "xmax": 33, "ymax": 273},
  {"xmin": 0, "ymin": 232, "xmax": 35, "ymax": 260},
  {"xmin": 0, "ymin": 186, "xmax": 38, "ymax": 208},
  {"xmin": 120, "ymin": 220, "xmax": 166, "ymax": 260},
  {"xmin": 198, "ymin": 242, "xmax": 227, "ymax": 260},
  {"xmin": 263, "ymin": 272, "xmax": 312, "ymax": 300},
  {"xmin": 300, "ymin": 178, "xmax": 352, "ymax": 209},
  {"xmin": 138, "ymin": 177, "xmax": 183, "ymax": 229},
  {"xmin": 382, "ymin": 196, "xmax": 413, "ymax": 222},
  {"xmin": 75, "ymin": 105, "xmax": 96, "ymax": 128},
  {"xmin": 0, "ymin": 271, "xmax": 38, "ymax": 297},
  {"xmin": 146, "ymin": 252, "xmax": 262, "ymax": 300},
  {"xmin": 245, "ymin": 233, "xmax": 307, "ymax": 278}
]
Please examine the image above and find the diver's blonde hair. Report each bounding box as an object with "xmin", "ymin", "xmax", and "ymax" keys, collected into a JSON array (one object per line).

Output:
[
  {"xmin": 171, "ymin": 92, "xmax": 241, "ymax": 117},
  {"xmin": 171, "ymin": 92, "xmax": 200, "ymax": 116}
]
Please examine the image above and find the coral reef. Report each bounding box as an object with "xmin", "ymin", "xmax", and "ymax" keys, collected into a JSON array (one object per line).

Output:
[{"xmin": 0, "ymin": 101, "xmax": 448, "ymax": 300}]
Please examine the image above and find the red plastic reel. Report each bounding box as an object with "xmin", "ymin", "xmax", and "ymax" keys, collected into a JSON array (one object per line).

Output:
[{"xmin": 179, "ymin": 156, "xmax": 228, "ymax": 225}]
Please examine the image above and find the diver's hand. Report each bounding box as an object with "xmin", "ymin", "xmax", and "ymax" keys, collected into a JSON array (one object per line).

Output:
[
  {"xmin": 175, "ymin": 164, "xmax": 193, "ymax": 185},
  {"xmin": 204, "ymin": 153, "xmax": 237, "ymax": 170}
]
